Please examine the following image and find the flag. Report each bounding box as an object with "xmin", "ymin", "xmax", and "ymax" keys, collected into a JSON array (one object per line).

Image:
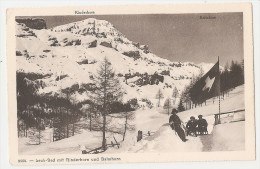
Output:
[{"xmin": 190, "ymin": 60, "xmax": 220, "ymax": 104}]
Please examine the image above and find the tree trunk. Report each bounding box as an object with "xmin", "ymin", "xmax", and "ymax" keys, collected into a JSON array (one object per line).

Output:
[
  {"xmin": 17, "ymin": 119, "xmax": 20, "ymax": 138},
  {"xmin": 25, "ymin": 124, "xmax": 28, "ymax": 137},
  {"xmin": 24, "ymin": 123, "xmax": 26, "ymax": 137},
  {"xmin": 102, "ymin": 113, "xmax": 106, "ymax": 150},
  {"xmin": 53, "ymin": 122, "xmax": 55, "ymax": 142},
  {"xmin": 102, "ymin": 61, "xmax": 108, "ymax": 151},
  {"xmin": 38, "ymin": 128, "xmax": 41, "ymax": 145},
  {"xmin": 123, "ymin": 112, "xmax": 127, "ymax": 141},
  {"xmin": 72, "ymin": 122, "xmax": 75, "ymax": 136},
  {"xmin": 66, "ymin": 109, "xmax": 69, "ymax": 138},
  {"xmin": 66, "ymin": 124, "xmax": 69, "ymax": 138},
  {"xmin": 59, "ymin": 106, "xmax": 63, "ymax": 139},
  {"xmin": 25, "ymin": 108, "xmax": 28, "ymax": 137},
  {"xmin": 168, "ymin": 99, "xmax": 170, "ymax": 115},
  {"xmin": 89, "ymin": 113, "xmax": 92, "ymax": 131}
]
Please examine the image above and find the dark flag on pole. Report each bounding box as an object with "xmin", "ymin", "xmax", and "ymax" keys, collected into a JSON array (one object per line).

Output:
[{"xmin": 190, "ymin": 60, "xmax": 220, "ymax": 104}]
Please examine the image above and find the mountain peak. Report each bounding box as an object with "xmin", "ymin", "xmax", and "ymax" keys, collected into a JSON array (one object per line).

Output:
[{"xmin": 51, "ymin": 18, "xmax": 120, "ymax": 38}]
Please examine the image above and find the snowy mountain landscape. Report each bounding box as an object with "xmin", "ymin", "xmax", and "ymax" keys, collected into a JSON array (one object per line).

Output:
[
  {"xmin": 16, "ymin": 17, "xmax": 245, "ymax": 155},
  {"xmin": 16, "ymin": 18, "xmax": 215, "ymax": 104}
]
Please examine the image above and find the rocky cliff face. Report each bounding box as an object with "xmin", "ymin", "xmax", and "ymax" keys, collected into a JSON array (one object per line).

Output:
[{"xmin": 16, "ymin": 18, "xmax": 47, "ymax": 30}]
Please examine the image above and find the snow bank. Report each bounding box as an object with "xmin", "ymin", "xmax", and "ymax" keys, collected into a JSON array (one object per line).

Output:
[
  {"xmin": 124, "ymin": 125, "xmax": 202, "ymax": 153},
  {"xmin": 201, "ymin": 121, "xmax": 245, "ymax": 151}
]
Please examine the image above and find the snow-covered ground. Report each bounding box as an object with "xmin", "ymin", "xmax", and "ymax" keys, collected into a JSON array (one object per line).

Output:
[
  {"xmin": 201, "ymin": 121, "xmax": 245, "ymax": 152},
  {"xmin": 109, "ymin": 125, "xmax": 203, "ymax": 153},
  {"xmin": 19, "ymin": 85, "xmax": 245, "ymax": 155}
]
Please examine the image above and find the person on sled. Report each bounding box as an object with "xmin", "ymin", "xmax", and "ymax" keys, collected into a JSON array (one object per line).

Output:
[
  {"xmin": 197, "ymin": 115, "xmax": 208, "ymax": 135},
  {"xmin": 186, "ymin": 116, "xmax": 198, "ymax": 137},
  {"xmin": 169, "ymin": 109, "xmax": 187, "ymax": 142}
]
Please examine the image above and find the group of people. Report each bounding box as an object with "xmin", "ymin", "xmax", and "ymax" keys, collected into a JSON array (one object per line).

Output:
[
  {"xmin": 168, "ymin": 109, "xmax": 208, "ymax": 142},
  {"xmin": 186, "ymin": 115, "xmax": 208, "ymax": 137}
]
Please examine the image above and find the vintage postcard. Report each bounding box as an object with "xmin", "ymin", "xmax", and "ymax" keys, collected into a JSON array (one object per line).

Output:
[{"xmin": 6, "ymin": 2, "xmax": 255, "ymax": 166}]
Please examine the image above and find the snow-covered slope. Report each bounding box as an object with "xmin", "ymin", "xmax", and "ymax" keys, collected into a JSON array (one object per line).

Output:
[
  {"xmin": 16, "ymin": 18, "xmax": 213, "ymax": 106},
  {"xmin": 19, "ymin": 85, "xmax": 245, "ymax": 154}
]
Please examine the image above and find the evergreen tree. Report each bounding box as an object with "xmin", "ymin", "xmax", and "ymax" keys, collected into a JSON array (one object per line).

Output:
[
  {"xmin": 177, "ymin": 99, "xmax": 185, "ymax": 112},
  {"xmin": 229, "ymin": 60, "xmax": 244, "ymax": 88},
  {"xmin": 17, "ymin": 74, "xmax": 39, "ymax": 137}
]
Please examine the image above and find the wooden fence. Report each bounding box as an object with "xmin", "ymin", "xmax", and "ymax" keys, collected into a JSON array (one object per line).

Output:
[
  {"xmin": 82, "ymin": 136, "xmax": 120, "ymax": 154},
  {"xmin": 137, "ymin": 130, "xmax": 155, "ymax": 142},
  {"xmin": 214, "ymin": 109, "xmax": 245, "ymax": 125}
]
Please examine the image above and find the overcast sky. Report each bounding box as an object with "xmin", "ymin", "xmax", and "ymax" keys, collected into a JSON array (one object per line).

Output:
[{"xmin": 18, "ymin": 13, "xmax": 243, "ymax": 65}]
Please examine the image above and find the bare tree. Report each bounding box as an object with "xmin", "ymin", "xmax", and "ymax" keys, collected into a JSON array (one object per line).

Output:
[
  {"xmin": 163, "ymin": 97, "xmax": 172, "ymax": 115},
  {"xmin": 28, "ymin": 118, "xmax": 45, "ymax": 145},
  {"xmin": 28, "ymin": 127, "xmax": 44, "ymax": 145},
  {"xmin": 114, "ymin": 103, "xmax": 135, "ymax": 141},
  {"xmin": 89, "ymin": 57, "xmax": 124, "ymax": 150},
  {"xmin": 155, "ymin": 88, "xmax": 164, "ymax": 107},
  {"xmin": 172, "ymin": 87, "xmax": 179, "ymax": 105},
  {"xmin": 84, "ymin": 101, "xmax": 97, "ymax": 131},
  {"xmin": 123, "ymin": 112, "xmax": 135, "ymax": 141}
]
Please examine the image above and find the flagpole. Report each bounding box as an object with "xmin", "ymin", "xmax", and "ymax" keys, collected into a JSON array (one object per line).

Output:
[{"xmin": 218, "ymin": 56, "xmax": 221, "ymax": 124}]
